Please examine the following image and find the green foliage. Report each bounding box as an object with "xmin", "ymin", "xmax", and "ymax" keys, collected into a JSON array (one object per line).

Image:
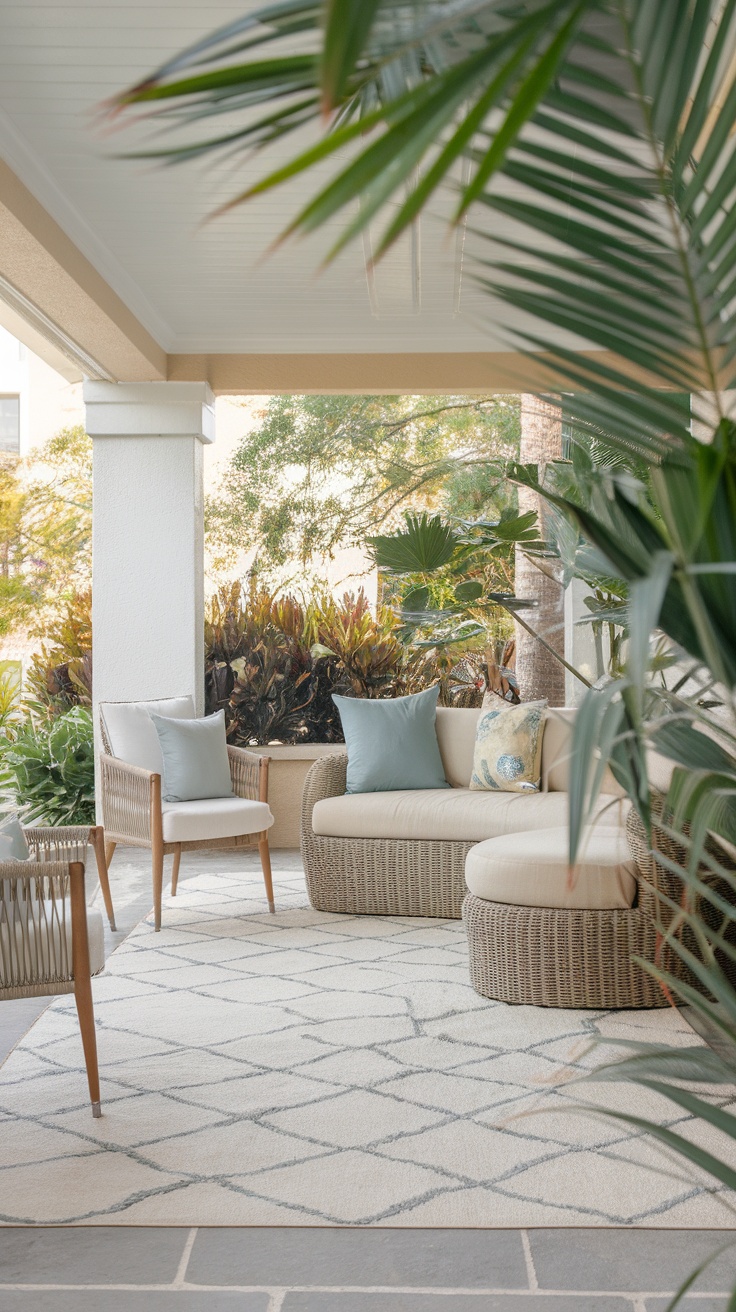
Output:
[
  {"xmin": 25, "ymin": 587, "xmax": 92, "ymax": 718},
  {"xmin": 111, "ymin": 0, "xmax": 594, "ymax": 261},
  {"xmin": 0, "ymin": 425, "xmax": 92, "ymax": 639},
  {"xmin": 370, "ymin": 508, "xmax": 545, "ymax": 676},
  {"xmin": 205, "ymin": 394, "xmax": 520, "ymax": 575},
  {"xmin": 0, "ymin": 706, "xmax": 95, "ymax": 826},
  {"xmin": 205, "ymin": 579, "xmax": 485, "ymax": 744}
]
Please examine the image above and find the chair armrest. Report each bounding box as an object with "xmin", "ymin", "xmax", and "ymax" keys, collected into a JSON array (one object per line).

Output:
[
  {"xmin": 99, "ymin": 752, "xmax": 156, "ymax": 843},
  {"xmin": 301, "ymin": 752, "xmax": 348, "ymax": 840},
  {"xmin": 23, "ymin": 826, "xmax": 91, "ymax": 865},
  {"xmin": 228, "ymin": 746, "xmax": 268, "ymax": 803}
]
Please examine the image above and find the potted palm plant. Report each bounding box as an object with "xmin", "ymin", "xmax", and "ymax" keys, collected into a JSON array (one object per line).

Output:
[{"xmin": 114, "ymin": 1, "xmax": 736, "ymax": 1292}]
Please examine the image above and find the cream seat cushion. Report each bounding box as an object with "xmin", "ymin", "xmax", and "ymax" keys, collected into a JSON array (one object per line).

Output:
[
  {"xmin": 464, "ymin": 825, "xmax": 636, "ymax": 910},
  {"xmin": 0, "ymin": 902, "xmax": 105, "ymax": 982},
  {"xmin": 312, "ymin": 788, "xmax": 628, "ymax": 843},
  {"xmin": 161, "ymin": 796, "xmax": 273, "ymax": 844}
]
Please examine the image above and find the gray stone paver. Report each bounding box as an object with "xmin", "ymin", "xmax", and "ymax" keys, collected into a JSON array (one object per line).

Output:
[
  {"xmin": 187, "ymin": 1226, "xmax": 527, "ymax": 1288},
  {"xmin": 528, "ymin": 1227, "xmax": 736, "ymax": 1293},
  {"xmin": 0, "ymin": 1296, "xmax": 268, "ymax": 1312},
  {"xmin": 279, "ymin": 1297, "xmax": 634, "ymax": 1311},
  {"xmin": 0, "ymin": 1224, "xmax": 734, "ymax": 1308},
  {"xmin": 645, "ymin": 1301, "xmax": 728, "ymax": 1311},
  {"xmin": 0, "ymin": 1227, "xmax": 188, "ymax": 1286}
]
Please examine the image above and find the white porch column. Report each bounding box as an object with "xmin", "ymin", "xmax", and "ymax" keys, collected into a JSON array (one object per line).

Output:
[{"xmin": 84, "ymin": 381, "xmax": 214, "ymax": 730}]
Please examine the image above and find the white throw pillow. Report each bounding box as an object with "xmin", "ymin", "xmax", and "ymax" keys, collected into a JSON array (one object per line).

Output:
[{"xmin": 0, "ymin": 814, "xmax": 30, "ymax": 861}]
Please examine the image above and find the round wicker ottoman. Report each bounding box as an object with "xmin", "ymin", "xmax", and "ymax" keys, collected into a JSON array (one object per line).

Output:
[{"xmin": 462, "ymin": 826, "xmax": 668, "ymax": 1008}]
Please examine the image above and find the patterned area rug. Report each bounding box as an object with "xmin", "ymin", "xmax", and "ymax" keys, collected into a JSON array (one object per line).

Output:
[{"xmin": 1, "ymin": 863, "xmax": 735, "ymax": 1226}]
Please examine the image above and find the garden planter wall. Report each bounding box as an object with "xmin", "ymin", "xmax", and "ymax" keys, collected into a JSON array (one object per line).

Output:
[{"xmin": 250, "ymin": 744, "xmax": 340, "ymax": 849}]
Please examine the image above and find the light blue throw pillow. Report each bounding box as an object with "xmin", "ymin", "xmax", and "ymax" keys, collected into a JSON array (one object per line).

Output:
[
  {"xmin": 149, "ymin": 709, "xmax": 234, "ymax": 803},
  {"xmin": 333, "ymin": 685, "xmax": 449, "ymax": 794},
  {"xmin": 0, "ymin": 814, "xmax": 30, "ymax": 861}
]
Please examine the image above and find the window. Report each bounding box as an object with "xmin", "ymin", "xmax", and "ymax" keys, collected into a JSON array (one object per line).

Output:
[{"xmin": 0, "ymin": 396, "xmax": 20, "ymax": 453}]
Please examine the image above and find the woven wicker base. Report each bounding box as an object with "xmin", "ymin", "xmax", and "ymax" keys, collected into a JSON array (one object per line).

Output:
[
  {"xmin": 463, "ymin": 892, "xmax": 670, "ymax": 1008},
  {"xmin": 304, "ymin": 833, "xmax": 473, "ymax": 918},
  {"xmin": 301, "ymin": 752, "xmax": 473, "ymax": 918}
]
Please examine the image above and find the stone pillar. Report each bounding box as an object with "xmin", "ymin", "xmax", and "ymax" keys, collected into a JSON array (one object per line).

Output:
[
  {"xmin": 84, "ymin": 382, "xmax": 214, "ymax": 740},
  {"xmin": 515, "ymin": 393, "xmax": 566, "ymax": 706}
]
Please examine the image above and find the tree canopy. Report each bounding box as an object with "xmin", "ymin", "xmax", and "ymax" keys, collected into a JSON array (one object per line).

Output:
[
  {"xmin": 206, "ymin": 393, "xmax": 520, "ymax": 579},
  {"xmin": 0, "ymin": 425, "xmax": 92, "ymax": 637}
]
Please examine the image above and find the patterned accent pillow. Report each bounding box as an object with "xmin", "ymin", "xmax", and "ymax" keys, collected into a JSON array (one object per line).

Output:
[{"xmin": 469, "ymin": 700, "xmax": 547, "ymax": 793}]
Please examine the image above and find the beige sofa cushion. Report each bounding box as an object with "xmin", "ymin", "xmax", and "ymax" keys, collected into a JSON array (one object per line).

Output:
[
  {"xmin": 312, "ymin": 787, "xmax": 628, "ymax": 843},
  {"xmin": 465, "ymin": 825, "xmax": 636, "ymax": 910},
  {"xmin": 435, "ymin": 707, "xmax": 483, "ymax": 788}
]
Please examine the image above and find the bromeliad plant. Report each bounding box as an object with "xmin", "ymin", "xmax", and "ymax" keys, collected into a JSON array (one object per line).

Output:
[{"xmin": 116, "ymin": 0, "xmax": 736, "ymax": 1281}]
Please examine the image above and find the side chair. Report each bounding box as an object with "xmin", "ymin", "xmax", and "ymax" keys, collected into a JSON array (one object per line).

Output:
[
  {"xmin": 98, "ymin": 697, "xmax": 275, "ymax": 931},
  {"xmin": 0, "ymin": 826, "xmax": 108, "ymax": 1117}
]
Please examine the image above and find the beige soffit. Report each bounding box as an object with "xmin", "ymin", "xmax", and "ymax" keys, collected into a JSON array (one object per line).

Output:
[
  {"xmin": 0, "ymin": 159, "xmax": 166, "ymax": 384},
  {"xmin": 166, "ymin": 350, "xmax": 671, "ymax": 395}
]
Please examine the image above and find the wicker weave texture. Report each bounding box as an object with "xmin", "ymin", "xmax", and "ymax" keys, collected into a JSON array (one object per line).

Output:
[
  {"xmin": 0, "ymin": 827, "xmax": 95, "ymax": 1001},
  {"xmin": 301, "ymin": 753, "xmax": 470, "ymax": 918},
  {"xmin": 463, "ymin": 893, "xmax": 667, "ymax": 1008},
  {"xmin": 464, "ymin": 803, "xmax": 736, "ymax": 1009}
]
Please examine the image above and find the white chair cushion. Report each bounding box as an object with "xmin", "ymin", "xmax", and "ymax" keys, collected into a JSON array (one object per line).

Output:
[
  {"xmin": 0, "ymin": 901, "xmax": 105, "ymax": 985},
  {"xmin": 312, "ymin": 787, "xmax": 628, "ymax": 843},
  {"xmin": 161, "ymin": 796, "xmax": 273, "ymax": 844},
  {"xmin": 464, "ymin": 825, "xmax": 636, "ymax": 910},
  {"xmin": 100, "ymin": 697, "xmax": 195, "ymax": 773}
]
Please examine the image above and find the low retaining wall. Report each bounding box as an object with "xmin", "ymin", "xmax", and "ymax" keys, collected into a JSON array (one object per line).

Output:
[{"xmin": 251, "ymin": 744, "xmax": 341, "ymax": 850}]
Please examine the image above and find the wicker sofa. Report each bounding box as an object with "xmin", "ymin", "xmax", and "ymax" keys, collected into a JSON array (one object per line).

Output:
[{"xmin": 301, "ymin": 705, "xmax": 627, "ymax": 919}]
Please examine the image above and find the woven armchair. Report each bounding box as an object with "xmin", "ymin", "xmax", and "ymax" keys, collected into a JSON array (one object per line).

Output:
[
  {"xmin": 99, "ymin": 698, "xmax": 274, "ymax": 931},
  {"xmin": 0, "ymin": 826, "xmax": 107, "ymax": 1116}
]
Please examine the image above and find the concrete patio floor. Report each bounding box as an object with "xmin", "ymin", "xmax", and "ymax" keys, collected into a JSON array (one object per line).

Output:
[{"xmin": 0, "ymin": 848, "xmax": 734, "ymax": 1308}]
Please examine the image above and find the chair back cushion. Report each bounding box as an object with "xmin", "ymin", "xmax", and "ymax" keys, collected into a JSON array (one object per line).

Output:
[
  {"xmin": 150, "ymin": 709, "xmax": 234, "ymax": 802},
  {"xmin": 100, "ymin": 696, "xmax": 195, "ymax": 773}
]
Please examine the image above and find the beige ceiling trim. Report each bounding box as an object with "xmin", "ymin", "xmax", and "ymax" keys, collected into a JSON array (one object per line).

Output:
[
  {"xmin": 0, "ymin": 159, "xmax": 166, "ymax": 383},
  {"xmin": 166, "ymin": 350, "xmax": 665, "ymax": 395}
]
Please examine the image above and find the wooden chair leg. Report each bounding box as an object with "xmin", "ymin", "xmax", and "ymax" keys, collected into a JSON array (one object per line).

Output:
[
  {"xmin": 170, "ymin": 844, "xmax": 181, "ymax": 896},
  {"xmin": 152, "ymin": 840, "xmax": 164, "ymax": 932},
  {"xmin": 104, "ymin": 839, "xmax": 116, "ymax": 869},
  {"xmin": 70, "ymin": 862, "xmax": 101, "ymax": 1118},
  {"xmin": 91, "ymin": 827, "xmax": 116, "ymax": 931},
  {"xmin": 258, "ymin": 834, "xmax": 275, "ymax": 914}
]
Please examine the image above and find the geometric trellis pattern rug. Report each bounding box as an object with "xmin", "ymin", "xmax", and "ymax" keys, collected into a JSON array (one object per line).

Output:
[{"xmin": 1, "ymin": 863, "xmax": 735, "ymax": 1227}]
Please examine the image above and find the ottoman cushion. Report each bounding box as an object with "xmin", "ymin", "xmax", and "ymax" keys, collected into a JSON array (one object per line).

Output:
[{"xmin": 464, "ymin": 825, "xmax": 636, "ymax": 910}]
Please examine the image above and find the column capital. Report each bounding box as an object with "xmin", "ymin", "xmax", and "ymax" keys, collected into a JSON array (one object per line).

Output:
[{"xmin": 83, "ymin": 380, "xmax": 215, "ymax": 443}]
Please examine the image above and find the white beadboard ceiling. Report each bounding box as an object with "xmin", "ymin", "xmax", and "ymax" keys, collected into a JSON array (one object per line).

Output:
[{"xmin": 0, "ymin": 1, "xmax": 589, "ymax": 356}]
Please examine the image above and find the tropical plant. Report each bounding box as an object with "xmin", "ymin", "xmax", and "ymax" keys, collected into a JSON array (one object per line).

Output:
[
  {"xmin": 370, "ymin": 508, "xmax": 570, "ymax": 700},
  {"xmin": 117, "ymin": 0, "xmax": 736, "ymax": 1287},
  {"xmin": 25, "ymin": 587, "xmax": 92, "ymax": 718},
  {"xmin": 0, "ymin": 706, "xmax": 95, "ymax": 826},
  {"xmin": 205, "ymin": 579, "xmax": 487, "ymax": 744}
]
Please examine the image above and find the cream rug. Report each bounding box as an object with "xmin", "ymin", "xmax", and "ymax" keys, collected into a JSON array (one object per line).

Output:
[{"xmin": 1, "ymin": 862, "xmax": 735, "ymax": 1227}]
